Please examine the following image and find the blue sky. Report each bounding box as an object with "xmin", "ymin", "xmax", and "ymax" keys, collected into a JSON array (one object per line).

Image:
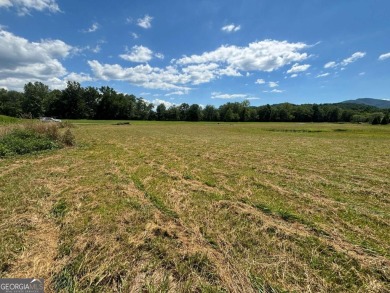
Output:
[{"xmin": 0, "ymin": 0, "xmax": 389, "ymax": 107}]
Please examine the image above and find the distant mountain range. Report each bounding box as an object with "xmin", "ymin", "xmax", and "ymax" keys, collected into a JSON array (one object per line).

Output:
[{"xmin": 341, "ymin": 98, "xmax": 390, "ymax": 109}]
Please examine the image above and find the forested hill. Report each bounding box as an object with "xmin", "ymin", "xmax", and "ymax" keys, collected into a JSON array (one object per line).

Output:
[
  {"xmin": 341, "ymin": 98, "xmax": 390, "ymax": 109},
  {"xmin": 0, "ymin": 81, "xmax": 389, "ymax": 124}
]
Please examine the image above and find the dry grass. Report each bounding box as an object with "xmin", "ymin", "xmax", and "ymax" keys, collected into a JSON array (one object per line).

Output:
[{"xmin": 0, "ymin": 121, "xmax": 389, "ymax": 292}]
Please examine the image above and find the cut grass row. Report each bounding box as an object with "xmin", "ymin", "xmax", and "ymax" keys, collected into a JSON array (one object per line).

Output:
[{"xmin": 0, "ymin": 121, "xmax": 389, "ymax": 292}]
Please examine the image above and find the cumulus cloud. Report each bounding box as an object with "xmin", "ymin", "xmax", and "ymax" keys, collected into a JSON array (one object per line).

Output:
[
  {"xmin": 137, "ymin": 14, "xmax": 153, "ymax": 29},
  {"xmin": 181, "ymin": 63, "xmax": 221, "ymax": 85},
  {"xmin": 221, "ymin": 24, "xmax": 241, "ymax": 33},
  {"xmin": 87, "ymin": 39, "xmax": 310, "ymax": 92},
  {"xmin": 0, "ymin": 0, "xmax": 60, "ymax": 15},
  {"xmin": 177, "ymin": 40, "xmax": 308, "ymax": 72},
  {"xmin": 65, "ymin": 72, "xmax": 93, "ymax": 83},
  {"xmin": 131, "ymin": 32, "xmax": 139, "ymax": 39},
  {"xmin": 88, "ymin": 60, "xmax": 193, "ymax": 91},
  {"xmin": 255, "ymin": 79, "xmax": 265, "ymax": 84},
  {"xmin": 120, "ymin": 45, "xmax": 153, "ymax": 63},
  {"xmin": 0, "ymin": 28, "xmax": 72, "ymax": 90},
  {"xmin": 268, "ymin": 81, "xmax": 278, "ymax": 88},
  {"xmin": 119, "ymin": 45, "xmax": 164, "ymax": 63},
  {"xmin": 287, "ymin": 63, "xmax": 310, "ymax": 74},
  {"xmin": 378, "ymin": 52, "xmax": 390, "ymax": 61},
  {"xmin": 150, "ymin": 98, "xmax": 175, "ymax": 108},
  {"xmin": 177, "ymin": 40, "xmax": 309, "ymax": 72},
  {"xmin": 290, "ymin": 74, "xmax": 298, "ymax": 78}
]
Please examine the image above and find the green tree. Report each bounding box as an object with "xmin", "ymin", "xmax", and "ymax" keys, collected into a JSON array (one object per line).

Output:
[
  {"xmin": 187, "ymin": 104, "xmax": 202, "ymax": 121},
  {"xmin": 156, "ymin": 103, "xmax": 167, "ymax": 120},
  {"xmin": 258, "ymin": 104, "xmax": 271, "ymax": 121},
  {"xmin": 371, "ymin": 115, "xmax": 381, "ymax": 125},
  {"xmin": 0, "ymin": 89, "xmax": 23, "ymax": 117},
  {"xmin": 381, "ymin": 113, "xmax": 389, "ymax": 125},
  {"xmin": 203, "ymin": 105, "xmax": 219, "ymax": 121},
  {"xmin": 178, "ymin": 103, "xmax": 190, "ymax": 121},
  {"xmin": 312, "ymin": 104, "xmax": 323, "ymax": 122},
  {"xmin": 167, "ymin": 105, "xmax": 181, "ymax": 121},
  {"xmin": 22, "ymin": 82, "xmax": 49, "ymax": 117},
  {"xmin": 61, "ymin": 81, "xmax": 86, "ymax": 118}
]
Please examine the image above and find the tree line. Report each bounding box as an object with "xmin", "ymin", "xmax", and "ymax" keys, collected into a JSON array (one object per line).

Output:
[{"xmin": 1, "ymin": 81, "xmax": 389, "ymax": 124}]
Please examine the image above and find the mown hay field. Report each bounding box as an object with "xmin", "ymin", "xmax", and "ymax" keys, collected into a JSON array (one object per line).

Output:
[{"xmin": 1, "ymin": 121, "xmax": 389, "ymax": 292}]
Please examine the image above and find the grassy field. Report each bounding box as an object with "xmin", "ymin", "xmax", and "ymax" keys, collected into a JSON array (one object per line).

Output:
[{"xmin": 0, "ymin": 121, "xmax": 389, "ymax": 292}]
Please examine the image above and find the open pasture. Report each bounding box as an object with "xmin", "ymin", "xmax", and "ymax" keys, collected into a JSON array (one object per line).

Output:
[{"xmin": 1, "ymin": 122, "xmax": 389, "ymax": 292}]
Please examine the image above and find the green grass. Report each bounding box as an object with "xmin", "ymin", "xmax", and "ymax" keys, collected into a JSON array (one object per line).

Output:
[
  {"xmin": 0, "ymin": 121, "xmax": 389, "ymax": 292},
  {"xmin": 0, "ymin": 115, "xmax": 20, "ymax": 124}
]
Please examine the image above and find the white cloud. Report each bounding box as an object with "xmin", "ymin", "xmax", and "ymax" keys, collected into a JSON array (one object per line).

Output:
[
  {"xmin": 155, "ymin": 53, "xmax": 164, "ymax": 60},
  {"xmin": 290, "ymin": 74, "xmax": 298, "ymax": 78},
  {"xmin": 255, "ymin": 78, "xmax": 265, "ymax": 84},
  {"xmin": 268, "ymin": 81, "xmax": 278, "ymax": 88},
  {"xmin": 316, "ymin": 73, "xmax": 330, "ymax": 78},
  {"xmin": 324, "ymin": 61, "xmax": 337, "ymax": 69},
  {"xmin": 88, "ymin": 60, "xmax": 192, "ymax": 91},
  {"xmin": 0, "ymin": 28, "xmax": 72, "ymax": 90},
  {"xmin": 263, "ymin": 89, "xmax": 284, "ymax": 93},
  {"xmin": 74, "ymin": 40, "xmax": 105, "ymax": 55},
  {"xmin": 87, "ymin": 39, "xmax": 311, "ymax": 92},
  {"xmin": 177, "ymin": 39, "xmax": 309, "ymax": 72},
  {"xmin": 0, "ymin": 0, "xmax": 12, "ymax": 7},
  {"xmin": 120, "ymin": 45, "xmax": 153, "ymax": 63},
  {"xmin": 0, "ymin": 0, "xmax": 60, "ymax": 15},
  {"xmin": 164, "ymin": 90, "xmax": 187, "ymax": 96},
  {"xmin": 378, "ymin": 52, "xmax": 390, "ymax": 61},
  {"xmin": 221, "ymin": 24, "xmax": 241, "ymax": 33},
  {"xmin": 120, "ymin": 46, "xmax": 164, "ymax": 63},
  {"xmin": 211, "ymin": 92, "xmax": 257, "ymax": 100},
  {"xmin": 131, "ymin": 32, "xmax": 139, "ymax": 39},
  {"xmin": 82, "ymin": 22, "xmax": 99, "ymax": 33},
  {"xmin": 150, "ymin": 98, "xmax": 175, "ymax": 108},
  {"xmin": 137, "ymin": 14, "xmax": 153, "ymax": 29},
  {"xmin": 341, "ymin": 51, "xmax": 366, "ymax": 66},
  {"xmin": 65, "ymin": 72, "xmax": 93, "ymax": 83},
  {"xmin": 287, "ymin": 63, "xmax": 310, "ymax": 74},
  {"xmin": 323, "ymin": 52, "xmax": 366, "ymax": 70},
  {"xmin": 182, "ymin": 63, "xmax": 220, "ymax": 85}
]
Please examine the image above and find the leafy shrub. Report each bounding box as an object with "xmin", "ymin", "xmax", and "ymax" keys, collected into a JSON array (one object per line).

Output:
[
  {"xmin": 0, "ymin": 121, "xmax": 76, "ymax": 157},
  {"xmin": 0, "ymin": 129, "xmax": 59, "ymax": 156}
]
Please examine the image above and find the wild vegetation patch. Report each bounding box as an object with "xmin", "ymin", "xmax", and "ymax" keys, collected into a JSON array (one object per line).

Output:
[{"xmin": 0, "ymin": 121, "xmax": 75, "ymax": 157}]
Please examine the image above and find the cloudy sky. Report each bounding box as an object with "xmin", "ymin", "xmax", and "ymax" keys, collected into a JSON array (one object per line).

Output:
[{"xmin": 0, "ymin": 0, "xmax": 389, "ymax": 106}]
